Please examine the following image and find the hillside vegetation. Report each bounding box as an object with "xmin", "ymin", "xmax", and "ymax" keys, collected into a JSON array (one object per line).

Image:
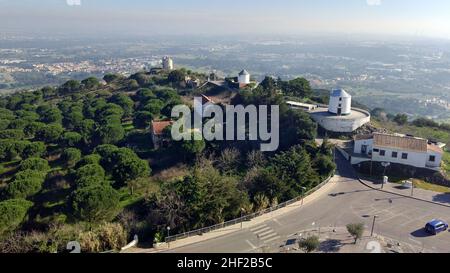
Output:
[{"xmin": 0, "ymin": 70, "xmax": 335, "ymax": 252}]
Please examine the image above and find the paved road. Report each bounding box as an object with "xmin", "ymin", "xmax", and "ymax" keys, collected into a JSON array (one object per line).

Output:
[{"xmin": 164, "ymin": 153, "xmax": 450, "ymax": 253}]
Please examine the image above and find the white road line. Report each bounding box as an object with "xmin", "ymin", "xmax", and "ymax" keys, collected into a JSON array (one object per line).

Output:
[
  {"xmin": 246, "ymin": 240, "xmax": 257, "ymax": 249},
  {"xmin": 273, "ymin": 218, "xmax": 283, "ymax": 226},
  {"xmin": 377, "ymin": 214, "xmax": 401, "ymax": 224},
  {"xmin": 253, "ymin": 227, "xmax": 271, "ymax": 234},
  {"xmin": 250, "ymin": 225, "xmax": 268, "ymax": 232},
  {"xmin": 258, "ymin": 230, "xmax": 275, "ymax": 237},
  {"xmin": 264, "ymin": 236, "xmax": 281, "ymax": 243},
  {"xmin": 260, "ymin": 233, "xmax": 279, "ymax": 241}
]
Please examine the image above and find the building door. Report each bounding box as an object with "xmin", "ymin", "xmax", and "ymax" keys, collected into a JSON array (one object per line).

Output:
[
  {"xmin": 337, "ymin": 108, "xmax": 342, "ymax": 115},
  {"xmin": 361, "ymin": 145, "xmax": 367, "ymax": 154}
]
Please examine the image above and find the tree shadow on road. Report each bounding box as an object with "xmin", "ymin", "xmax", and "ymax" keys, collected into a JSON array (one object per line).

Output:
[
  {"xmin": 319, "ymin": 239, "xmax": 344, "ymax": 253},
  {"xmin": 410, "ymin": 228, "xmax": 433, "ymax": 238},
  {"xmin": 432, "ymin": 193, "xmax": 450, "ymax": 205},
  {"xmin": 329, "ymin": 189, "xmax": 373, "ymax": 197}
]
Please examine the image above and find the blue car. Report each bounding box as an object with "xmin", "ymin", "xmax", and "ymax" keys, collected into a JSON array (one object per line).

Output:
[{"xmin": 425, "ymin": 220, "xmax": 448, "ymax": 235}]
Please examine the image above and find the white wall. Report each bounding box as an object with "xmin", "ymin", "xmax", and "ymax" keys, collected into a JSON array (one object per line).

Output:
[
  {"xmin": 329, "ymin": 96, "xmax": 351, "ymax": 115},
  {"xmin": 426, "ymin": 151, "xmax": 442, "ymax": 168},
  {"xmin": 354, "ymin": 139, "xmax": 373, "ymax": 154},
  {"xmin": 238, "ymin": 74, "xmax": 250, "ymax": 84},
  {"xmin": 312, "ymin": 115, "xmax": 371, "ymax": 133},
  {"xmin": 372, "ymin": 146, "xmax": 427, "ymax": 168}
]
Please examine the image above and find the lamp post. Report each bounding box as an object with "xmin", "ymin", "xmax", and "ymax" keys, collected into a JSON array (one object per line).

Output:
[
  {"xmin": 240, "ymin": 208, "xmax": 245, "ymax": 230},
  {"xmin": 166, "ymin": 226, "xmax": 171, "ymax": 248},
  {"xmin": 381, "ymin": 162, "xmax": 390, "ymax": 189},
  {"xmin": 371, "ymin": 215, "xmax": 378, "ymax": 237},
  {"xmin": 301, "ymin": 187, "xmax": 307, "ymax": 206}
]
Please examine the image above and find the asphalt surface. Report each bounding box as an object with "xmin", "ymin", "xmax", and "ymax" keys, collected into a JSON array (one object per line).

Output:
[{"xmin": 164, "ymin": 153, "xmax": 450, "ymax": 253}]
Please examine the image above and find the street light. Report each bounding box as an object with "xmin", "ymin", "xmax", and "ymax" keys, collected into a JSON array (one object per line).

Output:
[
  {"xmin": 381, "ymin": 162, "xmax": 390, "ymax": 189},
  {"xmin": 167, "ymin": 226, "xmax": 171, "ymax": 248},
  {"xmin": 240, "ymin": 208, "xmax": 245, "ymax": 230},
  {"xmin": 301, "ymin": 187, "xmax": 307, "ymax": 206},
  {"xmin": 371, "ymin": 215, "xmax": 378, "ymax": 237}
]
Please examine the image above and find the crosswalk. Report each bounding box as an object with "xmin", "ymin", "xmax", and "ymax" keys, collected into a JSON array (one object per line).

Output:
[{"xmin": 250, "ymin": 224, "xmax": 280, "ymax": 244}]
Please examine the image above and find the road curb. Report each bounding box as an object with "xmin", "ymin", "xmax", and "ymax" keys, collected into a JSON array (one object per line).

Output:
[{"xmin": 356, "ymin": 176, "xmax": 450, "ymax": 209}]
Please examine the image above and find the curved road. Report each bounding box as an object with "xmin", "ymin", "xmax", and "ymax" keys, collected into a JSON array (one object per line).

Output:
[{"xmin": 164, "ymin": 153, "xmax": 450, "ymax": 253}]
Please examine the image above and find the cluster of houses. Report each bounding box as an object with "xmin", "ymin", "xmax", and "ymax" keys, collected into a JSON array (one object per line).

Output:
[{"xmin": 147, "ymin": 57, "xmax": 446, "ymax": 173}]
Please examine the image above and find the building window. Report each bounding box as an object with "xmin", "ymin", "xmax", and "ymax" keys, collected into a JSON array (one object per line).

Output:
[
  {"xmin": 373, "ymin": 149, "xmax": 380, "ymax": 153},
  {"xmin": 392, "ymin": 152, "xmax": 398, "ymax": 158},
  {"xmin": 429, "ymin": 155, "xmax": 436, "ymax": 162},
  {"xmin": 402, "ymin": 153, "xmax": 408, "ymax": 159},
  {"xmin": 339, "ymin": 98, "xmax": 342, "ymax": 101},
  {"xmin": 379, "ymin": 150, "xmax": 386, "ymax": 156}
]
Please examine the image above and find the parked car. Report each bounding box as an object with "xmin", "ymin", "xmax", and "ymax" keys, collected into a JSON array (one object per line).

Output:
[{"xmin": 425, "ymin": 220, "xmax": 448, "ymax": 235}]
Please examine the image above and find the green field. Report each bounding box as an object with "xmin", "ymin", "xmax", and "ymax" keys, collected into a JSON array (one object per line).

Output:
[{"xmin": 371, "ymin": 119, "xmax": 450, "ymax": 147}]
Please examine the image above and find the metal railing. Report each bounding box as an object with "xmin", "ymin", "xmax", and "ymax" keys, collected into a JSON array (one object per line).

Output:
[{"xmin": 165, "ymin": 174, "xmax": 334, "ymax": 243}]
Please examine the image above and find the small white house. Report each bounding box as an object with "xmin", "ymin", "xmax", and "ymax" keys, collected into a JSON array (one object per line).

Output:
[
  {"xmin": 329, "ymin": 89, "xmax": 351, "ymax": 116},
  {"xmin": 352, "ymin": 133, "xmax": 444, "ymax": 170}
]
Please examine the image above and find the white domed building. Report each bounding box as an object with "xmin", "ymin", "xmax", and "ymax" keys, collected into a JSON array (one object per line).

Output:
[
  {"xmin": 288, "ymin": 88, "xmax": 371, "ymax": 133},
  {"xmin": 238, "ymin": 70, "xmax": 250, "ymax": 85},
  {"xmin": 328, "ymin": 89, "xmax": 352, "ymax": 116}
]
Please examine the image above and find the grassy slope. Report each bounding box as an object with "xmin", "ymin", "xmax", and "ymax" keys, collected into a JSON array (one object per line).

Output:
[
  {"xmin": 370, "ymin": 118, "xmax": 450, "ymax": 193},
  {"xmin": 371, "ymin": 119, "xmax": 450, "ymax": 147}
]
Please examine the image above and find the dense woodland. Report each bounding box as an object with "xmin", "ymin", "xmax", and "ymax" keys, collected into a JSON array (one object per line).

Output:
[{"xmin": 0, "ymin": 69, "xmax": 335, "ymax": 252}]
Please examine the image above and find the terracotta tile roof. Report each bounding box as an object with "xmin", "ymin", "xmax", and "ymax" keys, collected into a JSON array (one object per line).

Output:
[
  {"xmin": 428, "ymin": 144, "xmax": 444, "ymax": 154},
  {"xmin": 151, "ymin": 120, "xmax": 173, "ymax": 135},
  {"xmin": 373, "ymin": 133, "xmax": 427, "ymax": 152},
  {"xmin": 201, "ymin": 94, "xmax": 215, "ymax": 104}
]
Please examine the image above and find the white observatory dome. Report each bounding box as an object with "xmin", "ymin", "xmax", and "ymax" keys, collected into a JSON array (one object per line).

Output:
[{"xmin": 328, "ymin": 89, "xmax": 352, "ymax": 115}]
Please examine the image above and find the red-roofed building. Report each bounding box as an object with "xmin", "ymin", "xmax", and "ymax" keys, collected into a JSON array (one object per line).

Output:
[{"xmin": 150, "ymin": 120, "xmax": 173, "ymax": 149}]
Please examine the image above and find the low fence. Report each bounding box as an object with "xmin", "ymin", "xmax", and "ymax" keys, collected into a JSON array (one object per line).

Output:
[{"xmin": 165, "ymin": 174, "xmax": 334, "ymax": 243}]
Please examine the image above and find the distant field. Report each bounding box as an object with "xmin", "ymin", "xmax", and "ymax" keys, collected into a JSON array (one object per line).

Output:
[
  {"xmin": 443, "ymin": 151, "xmax": 450, "ymax": 178},
  {"xmin": 371, "ymin": 119, "xmax": 450, "ymax": 147}
]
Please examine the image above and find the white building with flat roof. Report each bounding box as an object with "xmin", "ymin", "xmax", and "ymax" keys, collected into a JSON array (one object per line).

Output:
[{"xmin": 352, "ymin": 133, "xmax": 444, "ymax": 170}]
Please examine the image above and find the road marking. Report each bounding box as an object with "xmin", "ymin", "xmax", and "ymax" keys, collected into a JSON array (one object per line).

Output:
[
  {"xmin": 264, "ymin": 235, "xmax": 281, "ymax": 243},
  {"xmin": 246, "ymin": 240, "xmax": 257, "ymax": 249},
  {"xmin": 377, "ymin": 214, "xmax": 401, "ymax": 224},
  {"xmin": 250, "ymin": 225, "xmax": 268, "ymax": 232},
  {"xmin": 273, "ymin": 218, "xmax": 283, "ymax": 226},
  {"xmin": 408, "ymin": 237, "xmax": 422, "ymax": 246},
  {"xmin": 253, "ymin": 227, "xmax": 271, "ymax": 234},
  {"xmin": 260, "ymin": 232, "xmax": 278, "ymax": 241},
  {"xmin": 258, "ymin": 230, "xmax": 275, "ymax": 237}
]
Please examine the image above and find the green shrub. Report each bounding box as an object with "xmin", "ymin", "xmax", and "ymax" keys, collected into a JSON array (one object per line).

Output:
[
  {"xmin": 0, "ymin": 199, "xmax": 33, "ymax": 235},
  {"xmin": 20, "ymin": 157, "xmax": 50, "ymax": 172}
]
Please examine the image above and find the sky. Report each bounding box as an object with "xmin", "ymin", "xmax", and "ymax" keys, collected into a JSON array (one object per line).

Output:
[{"xmin": 1, "ymin": 0, "xmax": 450, "ymax": 39}]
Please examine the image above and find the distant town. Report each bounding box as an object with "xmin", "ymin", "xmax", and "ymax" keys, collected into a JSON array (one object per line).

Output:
[{"xmin": 1, "ymin": 35, "xmax": 450, "ymax": 122}]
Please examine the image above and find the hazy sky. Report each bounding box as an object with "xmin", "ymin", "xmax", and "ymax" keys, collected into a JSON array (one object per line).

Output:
[{"xmin": 1, "ymin": 0, "xmax": 450, "ymax": 39}]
